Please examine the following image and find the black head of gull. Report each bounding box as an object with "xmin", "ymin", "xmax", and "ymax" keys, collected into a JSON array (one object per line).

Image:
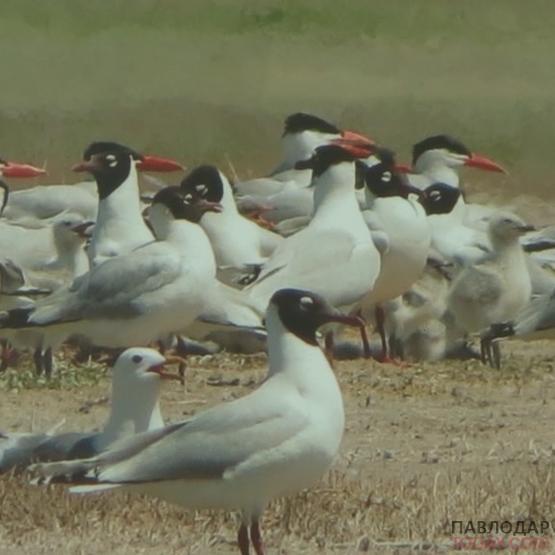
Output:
[
  {"xmin": 270, "ymin": 288, "xmax": 364, "ymax": 346},
  {"xmin": 74, "ymin": 142, "xmax": 184, "ymax": 200},
  {"xmin": 180, "ymin": 165, "xmax": 224, "ymax": 203},
  {"xmin": 151, "ymin": 186, "xmax": 222, "ymax": 223},
  {"xmin": 73, "ymin": 142, "xmax": 144, "ymax": 200},
  {"xmin": 363, "ymin": 148, "xmax": 422, "ymax": 200},
  {"xmin": 420, "ymin": 183, "xmax": 462, "ymax": 215}
]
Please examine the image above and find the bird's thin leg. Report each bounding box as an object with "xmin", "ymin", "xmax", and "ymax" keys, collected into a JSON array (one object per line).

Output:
[
  {"xmin": 0, "ymin": 339, "xmax": 11, "ymax": 371},
  {"xmin": 480, "ymin": 337, "xmax": 488, "ymax": 365},
  {"xmin": 492, "ymin": 340, "xmax": 502, "ymax": 370},
  {"xmin": 43, "ymin": 348, "xmax": 54, "ymax": 378},
  {"xmin": 33, "ymin": 347, "xmax": 44, "ymax": 375},
  {"xmin": 324, "ymin": 331, "xmax": 334, "ymax": 365},
  {"xmin": 373, "ymin": 305, "xmax": 396, "ymax": 363},
  {"xmin": 238, "ymin": 523, "xmax": 250, "ymax": 555},
  {"xmin": 250, "ymin": 519, "xmax": 265, "ymax": 555}
]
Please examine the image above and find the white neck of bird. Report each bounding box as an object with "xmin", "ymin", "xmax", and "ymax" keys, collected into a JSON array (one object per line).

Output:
[
  {"xmin": 102, "ymin": 376, "xmax": 164, "ymax": 442},
  {"xmin": 218, "ymin": 174, "xmax": 239, "ymax": 214},
  {"xmin": 311, "ymin": 162, "xmax": 361, "ymax": 225},
  {"xmin": 266, "ymin": 307, "xmax": 331, "ymax": 382},
  {"xmin": 52, "ymin": 234, "xmax": 89, "ymax": 278},
  {"xmin": 165, "ymin": 220, "xmax": 217, "ymax": 277},
  {"xmin": 96, "ymin": 163, "xmax": 153, "ymax": 236}
]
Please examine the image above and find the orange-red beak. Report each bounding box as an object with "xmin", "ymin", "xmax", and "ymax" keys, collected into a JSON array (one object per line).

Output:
[
  {"xmin": 393, "ymin": 163, "xmax": 412, "ymax": 174},
  {"xmin": 1, "ymin": 162, "xmax": 46, "ymax": 178},
  {"xmin": 333, "ymin": 137, "xmax": 376, "ymax": 159},
  {"xmin": 465, "ymin": 153, "xmax": 507, "ymax": 174},
  {"xmin": 136, "ymin": 155, "xmax": 185, "ymax": 173},
  {"xmin": 147, "ymin": 363, "xmax": 181, "ymax": 381},
  {"xmin": 338, "ymin": 130, "xmax": 375, "ymax": 149}
]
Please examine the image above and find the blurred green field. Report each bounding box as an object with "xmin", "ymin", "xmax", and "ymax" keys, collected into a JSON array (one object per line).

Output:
[{"xmin": 1, "ymin": 0, "xmax": 554, "ymax": 194}]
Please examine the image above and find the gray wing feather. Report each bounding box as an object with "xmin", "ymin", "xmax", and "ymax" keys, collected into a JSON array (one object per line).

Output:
[
  {"xmin": 30, "ymin": 246, "xmax": 182, "ymax": 324},
  {"xmin": 94, "ymin": 391, "xmax": 308, "ymax": 484}
]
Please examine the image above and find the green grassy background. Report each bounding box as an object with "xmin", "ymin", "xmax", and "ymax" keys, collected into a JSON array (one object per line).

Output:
[{"xmin": 1, "ymin": 0, "xmax": 554, "ymax": 195}]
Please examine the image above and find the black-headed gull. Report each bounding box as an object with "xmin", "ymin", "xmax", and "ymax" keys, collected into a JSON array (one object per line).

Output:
[
  {"xmin": 245, "ymin": 142, "xmax": 380, "ymax": 324},
  {"xmin": 72, "ymin": 141, "xmax": 183, "ymax": 267},
  {"xmin": 0, "ymin": 348, "xmax": 179, "ymax": 473},
  {"xmin": 31, "ymin": 288, "xmax": 362, "ymax": 555},
  {"xmin": 180, "ymin": 165, "xmax": 282, "ymax": 279},
  {"xmin": 0, "ymin": 188, "xmax": 221, "ymax": 352}
]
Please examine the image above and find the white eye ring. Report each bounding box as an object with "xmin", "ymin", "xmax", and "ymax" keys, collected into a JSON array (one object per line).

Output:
[
  {"xmin": 195, "ymin": 184, "xmax": 207, "ymax": 193},
  {"xmin": 381, "ymin": 171, "xmax": 392, "ymax": 182},
  {"xmin": 300, "ymin": 296, "xmax": 314, "ymax": 308},
  {"xmin": 106, "ymin": 154, "xmax": 117, "ymax": 167}
]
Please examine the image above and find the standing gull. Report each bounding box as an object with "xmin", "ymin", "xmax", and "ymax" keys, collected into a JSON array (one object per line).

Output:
[{"xmin": 31, "ymin": 288, "xmax": 361, "ymax": 555}]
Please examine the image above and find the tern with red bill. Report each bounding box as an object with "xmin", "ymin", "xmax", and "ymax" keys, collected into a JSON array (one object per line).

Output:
[
  {"xmin": 244, "ymin": 143, "xmax": 379, "ymax": 355},
  {"xmin": 237, "ymin": 116, "xmax": 375, "ymax": 225},
  {"xmin": 0, "ymin": 348, "xmax": 180, "ymax": 473},
  {"xmin": 73, "ymin": 141, "xmax": 184, "ymax": 266},
  {"xmin": 235, "ymin": 112, "xmax": 374, "ymax": 201},
  {"xmin": 31, "ymin": 288, "xmax": 356, "ymax": 555},
  {"xmin": 0, "ymin": 188, "xmax": 224, "ymax": 353},
  {"xmin": 407, "ymin": 134, "xmax": 506, "ymax": 225}
]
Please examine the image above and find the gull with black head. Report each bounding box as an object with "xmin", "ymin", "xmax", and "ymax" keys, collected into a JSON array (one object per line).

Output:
[{"xmin": 31, "ymin": 288, "xmax": 360, "ymax": 555}]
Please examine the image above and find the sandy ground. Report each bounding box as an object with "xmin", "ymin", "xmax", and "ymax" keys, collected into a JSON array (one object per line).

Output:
[{"xmin": 0, "ymin": 339, "xmax": 554, "ymax": 554}]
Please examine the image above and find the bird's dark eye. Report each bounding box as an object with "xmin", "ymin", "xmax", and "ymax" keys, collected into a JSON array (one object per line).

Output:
[
  {"xmin": 195, "ymin": 184, "xmax": 208, "ymax": 195},
  {"xmin": 132, "ymin": 355, "xmax": 143, "ymax": 363},
  {"xmin": 299, "ymin": 296, "xmax": 314, "ymax": 310}
]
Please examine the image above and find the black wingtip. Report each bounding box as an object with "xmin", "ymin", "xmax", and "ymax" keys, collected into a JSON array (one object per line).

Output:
[{"xmin": 0, "ymin": 307, "xmax": 34, "ymax": 329}]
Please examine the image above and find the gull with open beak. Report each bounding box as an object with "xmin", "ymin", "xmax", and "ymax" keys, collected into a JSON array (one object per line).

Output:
[
  {"xmin": 0, "ymin": 348, "xmax": 181, "ymax": 473},
  {"xmin": 31, "ymin": 288, "xmax": 359, "ymax": 555}
]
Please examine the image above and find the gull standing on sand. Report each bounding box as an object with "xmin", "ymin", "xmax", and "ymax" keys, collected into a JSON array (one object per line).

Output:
[
  {"xmin": 0, "ymin": 348, "xmax": 179, "ymax": 472},
  {"xmin": 31, "ymin": 288, "xmax": 361, "ymax": 555}
]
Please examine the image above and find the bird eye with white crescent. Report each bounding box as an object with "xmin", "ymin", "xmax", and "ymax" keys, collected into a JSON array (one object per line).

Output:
[
  {"xmin": 106, "ymin": 154, "xmax": 118, "ymax": 167},
  {"xmin": 300, "ymin": 296, "xmax": 314, "ymax": 309}
]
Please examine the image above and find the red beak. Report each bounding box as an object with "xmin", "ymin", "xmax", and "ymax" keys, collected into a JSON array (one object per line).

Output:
[
  {"xmin": 333, "ymin": 138, "xmax": 376, "ymax": 159},
  {"xmin": 464, "ymin": 153, "xmax": 507, "ymax": 174},
  {"xmin": 2, "ymin": 162, "xmax": 47, "ymax": 178},
  {"xmin": 147, "ymin": 363, "xmax": 182, "ymax": 381},
  {"xmin": 339, "ymin": 130, "xmax": 375, "ymax": 149},
  {"xmin": 136, "ymin": 155, "xmax": 184, "ymax": 173}
]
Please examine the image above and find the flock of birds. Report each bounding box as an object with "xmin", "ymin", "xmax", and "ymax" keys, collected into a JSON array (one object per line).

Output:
[{"xmin": 1, "ymin": 112, "xmax": 555, "ymax": 553}]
